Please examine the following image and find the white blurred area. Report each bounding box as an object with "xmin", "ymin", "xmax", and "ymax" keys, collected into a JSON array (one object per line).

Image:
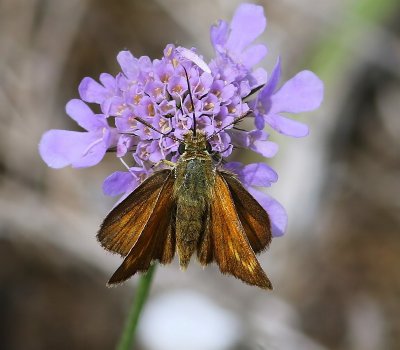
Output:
[
  {"xmin": 138, "ymin": 288, "xmax": 327, "ymax": 350},
  {"xmin": 1, "ymin": 0, "xmax": 399, "ymax": 349},
  {"xmin": 138, "ymin": 290, "xmax": 242, "ymax": 350}
]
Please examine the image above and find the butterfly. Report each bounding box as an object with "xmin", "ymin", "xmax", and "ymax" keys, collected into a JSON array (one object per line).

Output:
[{"xmin": 97, "ymin": 67, "xmax": 273, "ymax": 290}]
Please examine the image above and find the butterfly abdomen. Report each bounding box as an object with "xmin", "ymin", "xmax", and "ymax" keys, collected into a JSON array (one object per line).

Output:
[{"xmin": 174, "ymin": 157, "xmax": 215, "ymax": 269}]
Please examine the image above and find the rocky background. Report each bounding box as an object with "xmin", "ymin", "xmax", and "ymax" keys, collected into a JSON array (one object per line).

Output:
[{"xmin": 1, "ymin": 0, "xmax": 399, "ymax": 349}]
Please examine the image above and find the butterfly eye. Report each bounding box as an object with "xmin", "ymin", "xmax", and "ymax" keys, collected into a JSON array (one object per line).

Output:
[
  {"xmin": 206, "ymin": 141, "xmax": 212, "ymax": 153},
  {"xmin": 178, "ymin": 143, "xmax": 186, "ymax": 155}
]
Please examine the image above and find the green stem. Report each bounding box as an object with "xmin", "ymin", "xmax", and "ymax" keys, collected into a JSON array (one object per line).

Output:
[{"xmin": 116, "ymin": 264, "xmax": 157, "ymax": 350}]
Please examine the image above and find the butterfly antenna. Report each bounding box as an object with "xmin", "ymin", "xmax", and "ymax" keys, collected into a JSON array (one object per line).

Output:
[
  {"xmin": 182, "ymin": 66, "xmax": 197, "ymax": 136},
  {"xmin": 206, "ymin": 110, "xmax": 252, "ymax": 140},
  {"xmin": 134, "ymin": 116, "xmax": 181, "ymax": 143}
]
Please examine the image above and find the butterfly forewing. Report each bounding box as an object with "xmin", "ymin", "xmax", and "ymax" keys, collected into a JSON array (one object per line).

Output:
[
  {"xmin": 107, "ymin": 172, "xmax": 176, "ymax": 284},
  {"xmin": 221, "ymin": 171, "xmax": 272, "ymax": 253},
  {"xmin": 210, "ymin": 173, "xmax": 272, "ymax": 290},
  {"xmin": 97, "ymin": 170, "xmax": 171, "ymax": 257}
]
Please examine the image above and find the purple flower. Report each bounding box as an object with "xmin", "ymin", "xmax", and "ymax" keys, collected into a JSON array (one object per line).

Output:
[
  {"xmin": 103, "ymin": 166, "xmax": 153, "ymax": 206},
  {"xmin": 211, "ymin": 3, "xmax": 267, "ymax": 69},
  {"xmin": 79, "ymin": 73, "xmax": 121, "ymax": 115},
  {"xmin": 103, "ymin": 167, "xmax": 151, "ymax": 196},
  {"xmin": 39, "ymin": 3, "xmax": 324, "ymax": 237},
  {"xmin": 39, "ymin": 99, "xmax": 114, "ymax": 168},
  {"xmin": 247, "ymin": 188, "xmax": 288, "ymax": 237},
  {"xmin": 210, "ymin": 3, "xmax": 268, "ymax": 90},
  {"xmin": 229, "ymin": 129, "xmax": 278, "ymax": 158},
  {"xmin": 253, "ymin": 58, "xmax": 324, "ymax": 137}
]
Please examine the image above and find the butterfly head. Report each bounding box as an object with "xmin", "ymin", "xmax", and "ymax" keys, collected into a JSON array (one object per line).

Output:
[{"xmin": 178, "ymin": 130, "xmax": 212, "ymax": 157}]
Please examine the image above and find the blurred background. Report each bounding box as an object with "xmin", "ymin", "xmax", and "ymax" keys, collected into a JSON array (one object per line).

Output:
[{"xmin": 1, "ymin": 0, "xmax": 399, "ymax": 349}]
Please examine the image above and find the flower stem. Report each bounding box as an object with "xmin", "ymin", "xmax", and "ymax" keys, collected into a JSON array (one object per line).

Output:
[{"xmin": 116, "ymin": 264, "xmax": 157, "ymax": 350}]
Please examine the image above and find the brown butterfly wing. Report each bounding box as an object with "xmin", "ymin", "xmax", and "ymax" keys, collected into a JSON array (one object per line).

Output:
[
  {"xmin": 209, "ymin": 173, "xmax": 272, "ymax": 290},
  {"xmin": 220, "ymin": 171, "xmax": 272, "ymax": 253},
  {"xmin": 107, "ymin": 173, "xmax": 176, "ymax": 284},
  {"xmin": 97, "ymin": 169, "xmax": 171, "ymax": 257},
  {"xmin": 197, "ymin": 206, "xmax": 213, "ymax": 265},
  {"xmin": 153, "ymin": 205, "xmax": 176, "ymax": 265}
]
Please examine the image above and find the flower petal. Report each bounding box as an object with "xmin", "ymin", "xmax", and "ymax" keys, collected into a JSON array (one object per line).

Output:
[
  {"xmin": 249, "ymin": 67, "xmax": 268, "ymax": 89},
  {"xmin": 241, "ymin": 44, "xmax": 267, "ymax": 69},
  {"xmin": 65, "ymin": 99, "xmax": 105, "ymax": 131},
  {"xmin": 228, "ymin": 129, "xmax": 249, "ymax": 148},
  {"xmin": 270, "ymin": 70, "xmax": 324, "ymax": 114},
  {"xmin": 117, "ymin": 134, "xmax": 136, "ymax": 157},
  {"xmin": 248, "ymin": 188, "xmax": 287, "ymax": 237},
  {"xmin": 103, "ymin": 171, "xmax": 137, "ymax": 196},
  {"xmin": 117, "ymin": 50, "xmax": 140, "ymax": 80},
  {"xmin": 250, "ymin": 139, "xmax": 279, "ymax": 157},
  {"xmin": 242, "ymin": 163, "xmax": 278, "ymax": 187},
  {"xmin": 210, "ymin": 20, "xmax": 229, "ymax": 51},
  {"xmin": 223, "ymin": 161, "xmax": 243, "ymax": 175},
  {"xmin": 255, "ymin": 113, "xmax": 265, "ymax": 130},
  {"xmin": 265, "ymin": 113, "xmax": 309, "ymax": 137},
  {"xmin": 259, "ymin": 57, "xmax": 281, "ymax": 101},
  {"xmin": 71, "ymin": 142, "xmax": 107, "ymax": 168},
  {"xmin": 99, "ymin": 73, "xmax": 116, "ymax": 91},
  {"xmin": 226, "ymin": 4, "xmax": 266, "ymax": 53},
  {"xmin": 39, "ymin": 130, "xmax": 105, "ymax": 168},
  {"xmin": 79, "ymin": 77, "xmax": 108, "ymax": 104}
]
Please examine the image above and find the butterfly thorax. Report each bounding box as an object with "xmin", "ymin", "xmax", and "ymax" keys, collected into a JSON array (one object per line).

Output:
[
  {"xmin": 178, "ymin": 130, "xmax": 210, "ymax": 161},
  {"xmin": 174, "ymin": 130, "xmax": 215, "ymax": 269}
]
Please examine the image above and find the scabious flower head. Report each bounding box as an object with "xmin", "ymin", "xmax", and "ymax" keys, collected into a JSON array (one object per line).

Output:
[{"xmin": 39, "ymin": 3, "xmax": 323, "ymax": 237}]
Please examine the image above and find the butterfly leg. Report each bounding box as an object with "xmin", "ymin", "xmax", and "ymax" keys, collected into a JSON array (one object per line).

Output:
[{"xmin": 151, "ymin": 159, "xmax": 176, "ymax": 170}]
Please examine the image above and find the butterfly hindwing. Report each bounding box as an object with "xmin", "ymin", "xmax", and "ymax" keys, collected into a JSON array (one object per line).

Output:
[
  {"xmin": 197, "ymin": 206, "xmax": 213, "ymax": 265},
  {"xmin": 220, "ymin": 171, "xmax": 272, "ymax": 253},
  {"xmin": 209, "ymin": 173, "xmax": 272, "ymax": 290}
]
